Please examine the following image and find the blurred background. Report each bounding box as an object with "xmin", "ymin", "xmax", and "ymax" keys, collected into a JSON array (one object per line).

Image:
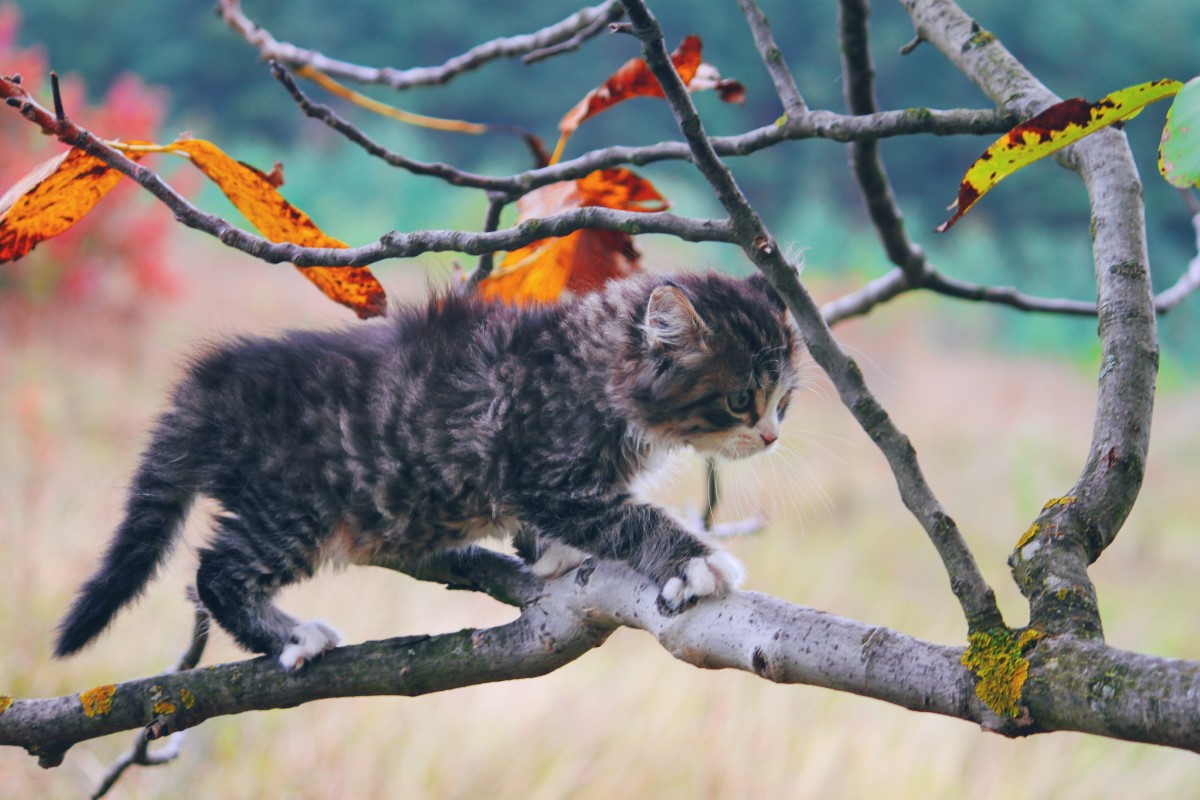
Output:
[{"xmin": 2, "ymin": 1, "xmax": 1199, "ymax": 797}]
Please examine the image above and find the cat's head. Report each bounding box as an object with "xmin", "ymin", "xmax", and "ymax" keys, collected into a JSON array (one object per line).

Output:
[{"xmin": 622, "ymin": 273, "xmax": 799, "ymax": 460}]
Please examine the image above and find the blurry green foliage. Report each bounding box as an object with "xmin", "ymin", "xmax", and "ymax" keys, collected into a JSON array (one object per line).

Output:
[{"xmin": 11, "ymin": 0, "xmax": 1200, "ymax": 369}]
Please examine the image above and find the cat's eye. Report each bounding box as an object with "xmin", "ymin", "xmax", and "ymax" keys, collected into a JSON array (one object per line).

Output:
[{"xmin": 727, "ymin": 389, "xmax": 753, "ymax": 413}]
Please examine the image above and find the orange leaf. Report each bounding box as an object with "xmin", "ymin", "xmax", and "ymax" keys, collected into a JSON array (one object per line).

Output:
[
  {"xmin": 170, "ymin": 139, "xmax": 387, "ymax": 318},
  {"xmin": 478, "ymin": 168, "xmax": 667, "ymax": 305},
  {"xmin": 0, "ymin": 144, "xmax": 150, "ymax": 263},
  {"xmin": 552, "ymin": 35, "xmax": 745, "ymax": 164}
]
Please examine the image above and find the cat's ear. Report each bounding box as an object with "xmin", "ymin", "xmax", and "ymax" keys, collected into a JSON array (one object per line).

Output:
[
  {"xmin": 746, "ymin": 272, "xmax": 787, "ymax": 314},
  {"xmin": 643, "ymin": 285, "xmax": 709, "ymax": 350}
]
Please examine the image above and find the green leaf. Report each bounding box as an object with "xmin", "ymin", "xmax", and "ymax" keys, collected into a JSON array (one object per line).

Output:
[
  {"xmin": 1159, "ymin": 76, "xmax": 1200, "ymax": 188},
  {"xmin": 937, "ymin": 79, "xmax": 1183, "ymax": 232}
]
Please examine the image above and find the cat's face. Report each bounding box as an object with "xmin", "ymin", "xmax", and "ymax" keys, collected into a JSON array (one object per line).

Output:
[{"xmin": 629, "ymin": 275, "xmax": 799, "ymax": 460}]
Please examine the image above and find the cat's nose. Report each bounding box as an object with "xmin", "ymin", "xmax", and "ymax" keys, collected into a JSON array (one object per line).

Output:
[{"xmin": 759, "ymin": 431, "xmax": 778, "ymax": 446}]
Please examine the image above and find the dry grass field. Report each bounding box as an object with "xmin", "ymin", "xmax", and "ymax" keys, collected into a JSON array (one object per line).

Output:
[{"xmin": 2, "ymin": 242, "xmax": 1198, "ymax": 798}]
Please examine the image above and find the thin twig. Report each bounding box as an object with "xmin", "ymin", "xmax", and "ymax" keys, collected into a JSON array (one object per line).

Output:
[
  {"xmin": 270, "ymin": 59, "xmax": 1012, "ymax": 200},
  {"xmin": 465, "ymin": 194, "xmax": 510, "ymax": 289},
  {"xmin": 839, "ymin": 0, "xmax": 926, "ymax": 284},
  {"xmin": 617, "ymin": 0, "xmax": 1004, "ymax": 632},
  {"xmin": 90, "ymin": 601, "xmax": 210, "ymax": 798},
  {"xmin": 1154, "ymin": 210, "xmax": 1200, "ymax": 314},
  {"xmin": 217, "ymin": 0, "xmax": 623, "ymax": 90},
  {"xmin": 523, "ymin": 2, "xmax": 625, "ymax": 64},
  {"xmin": 270, "ymin": 63, "xmax": 515, "ymax": 192},
  {"xmin": 0, "ymin": 79, "xmax": 735, "ymax": 267},
  {"xmin": 49, "ymin": 71, "xmax": 64, "ymax": 121},
  {"xmin": 736, "ymin": 0, "xmax": 806, "ymax": 114}
]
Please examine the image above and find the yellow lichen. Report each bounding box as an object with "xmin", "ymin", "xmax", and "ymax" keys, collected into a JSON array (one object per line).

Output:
[
  {"xmin": 80, "ymin": 685, "xmax": 117, "ymax": 718},
  {"xmin": 153, "ymin": 701, "xmax": 177, "ymax": 716},
  {"xmin": 0, "ymin": 696, "xmax": 12, "ymax": 715},
  {"xmin": 961, "ymin": 629, "xmax": 1032, "ymax": 718},
  {"xmin": 1041, "ymin": 496, "xmax": 1078, "ymax": 511},
  {"xmin": 966, "ymin": 30, "xmax": 996, "ymax": 50},
  {"xmin": 1017, "ymin": 628, "xmax": 1044, "ymax": 650},
  {"xmin": 1056, "ymin": 587, "xmax": 1071, "ymax": 600},
  {"xmin": 179, "ymin": 688, "xmax": 196, "ymax": 709},
  {"xmin": 1016, "ymin": 522, "xmax": 1040, "ymax": 548}
]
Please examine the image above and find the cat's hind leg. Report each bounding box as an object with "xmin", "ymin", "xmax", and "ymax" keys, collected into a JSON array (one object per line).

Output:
[{"xmin": 196, "ymin": 518, "xmax": 341, "ymax": 670}]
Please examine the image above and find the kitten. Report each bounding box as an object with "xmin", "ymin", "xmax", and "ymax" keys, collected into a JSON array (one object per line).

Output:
[{"xmin": 55, "ymin": 272, "xmax": 799, "ymax": 670}]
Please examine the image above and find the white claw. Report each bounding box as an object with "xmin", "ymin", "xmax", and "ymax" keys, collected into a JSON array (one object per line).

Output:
[
  {"xmin": 278, "ymin": 620, "xmax": 342, "ymax": 670},
  {"xmin": 660, "ymin": 550, "xmax": 746, "ymax": 610}
]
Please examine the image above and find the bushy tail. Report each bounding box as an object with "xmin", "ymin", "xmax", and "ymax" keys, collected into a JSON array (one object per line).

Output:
[{"xmin": 55, "ymin": 425, "xmax": 198, "ymax": 657}]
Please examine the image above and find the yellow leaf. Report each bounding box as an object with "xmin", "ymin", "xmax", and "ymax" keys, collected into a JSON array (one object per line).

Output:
[{"xmin": 937, "ymin": 79, "xmax": 1183, "ymax": 232}]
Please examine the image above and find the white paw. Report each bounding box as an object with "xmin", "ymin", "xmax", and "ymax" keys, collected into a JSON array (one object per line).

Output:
[
  {"xmin": 278, "ymin": 620, "xmax": 342, "ymax": 671},
  {"xmin": 660, "ymin": 550, "xmax": 746, "ymax": 610},
  {"xmin": 529, "ymin": 541, "xmax": 590, "ymax": 579}
]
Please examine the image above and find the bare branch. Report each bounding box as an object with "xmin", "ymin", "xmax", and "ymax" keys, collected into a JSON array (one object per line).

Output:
[
  {"xmin": 465, "ymin": 194, "xmax": 511, "ymax": 288},
  {"xmin": 523, "ymin": 3, "xmax": 626, "ymax": 65},
  {"xmin": 1154, "ymin": 210, "xmax": 1200, "ymax": 314},
  {"xmin": 0, "ymin": 80, "xmax": 735, "ymax": 267},
  {"xmin": 822, "ymin": 267, "xmax": 912, "ymax": 324},
  {"xmin": 839, "ymin": 0, "xmax": 925, "ymax": 283},
  {"xmin": 616, "ymin": 0, "xmax": 1003, "ymax": 632},
  {"xmin": 216, "ymin": 0, "xmax": 624, "ymax": 90},
  {"xmin": 268, "ymin": 58, "xmax": 1011, "ymax": 202},
  {"xmin": 737, "ymin": 0, "xmax": 807, "ymax": 115}
]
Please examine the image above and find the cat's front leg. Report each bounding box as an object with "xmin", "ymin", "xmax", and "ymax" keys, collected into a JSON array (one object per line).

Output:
[{"xmin": 522, "ymin": 501, "xmax": 745, "ymax": 609}]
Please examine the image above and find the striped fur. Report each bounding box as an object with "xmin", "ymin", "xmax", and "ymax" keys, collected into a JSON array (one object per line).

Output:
[{"xmin": 55, "ymin": 273, "xmax": 799, "ymax": 668}]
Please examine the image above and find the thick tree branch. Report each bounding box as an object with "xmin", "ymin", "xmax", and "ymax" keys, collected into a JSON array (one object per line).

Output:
[
  {"xmin": 5, "ymin": 558, "xmax": 1200, "ymax": 763},
  {"xmin": 216, "ymin": 0, "xmax": 624, "ymax": 89},
  {"xmin": 617, "ymin": 0, "xmax": 1003, "ymax": 632},
  {"xmin": 901, "ymin": 0, "xmax": 1156, "ymax": 640}
]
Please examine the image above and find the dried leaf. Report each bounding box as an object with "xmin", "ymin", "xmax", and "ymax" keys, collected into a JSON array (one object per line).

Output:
[
  {"xmin": 170, "ymin": 139, "xmax": 387, "ymax": 318},
  {"xmin": 552, "ymin": 35, "xmax": 745, "ymax": 164},
  {"xmin": 937, "ymin": 79, "xmax": 1182, "ymax": 232},
  {"xmin": 1159, "ymin": 76, "xmax": 1200, "ymax": 188},
  {"xmin": 478, "ymin": 168, "xmax": 667, "ymax": 304},
  {"xmin": 0, "ymin": 144, "xmax": 150, "ymax": 263}
]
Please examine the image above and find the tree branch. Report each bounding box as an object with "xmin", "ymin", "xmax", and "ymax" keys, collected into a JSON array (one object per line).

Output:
[
  {"xmin": 901, "ymin": 0, "xmax": 1156, "ymax": 640},
  {"xmin": 5, "ymin": 558, "xmax": 1200, "ymax": 763},
  {"xmin": 215, "ymin": 0, "xmax": 624, "ymax": 89},
  {"xmin": 736, "ymin": 0, "xmax": 807, "ymax": 115},
  {"xmin": 839, "ymin": 0, "xmax": 925, "ymax": 284},
  {"xmin": 616, "ymin": 0, "xmax": 1004, "ymax": 633},
  {"xmin": 1154, "ymin": 209, "xmax": 1200, "ymax": 314}
]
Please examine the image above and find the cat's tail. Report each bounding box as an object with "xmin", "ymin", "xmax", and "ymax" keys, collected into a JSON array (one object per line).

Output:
[{"xmin": 55, "ymin": 418, "xmax": 199, "ymax": 658}]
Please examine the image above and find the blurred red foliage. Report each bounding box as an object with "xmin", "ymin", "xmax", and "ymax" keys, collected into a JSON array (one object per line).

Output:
[{"xmin": 0, "ymin": 3, "xmax": 185, "ymax": 311}]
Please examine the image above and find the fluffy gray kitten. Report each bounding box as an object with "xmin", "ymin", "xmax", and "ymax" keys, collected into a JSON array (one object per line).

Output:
[{"xmin": 56, "ymin": 272, "xmax": 798, "ymax": 669}]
